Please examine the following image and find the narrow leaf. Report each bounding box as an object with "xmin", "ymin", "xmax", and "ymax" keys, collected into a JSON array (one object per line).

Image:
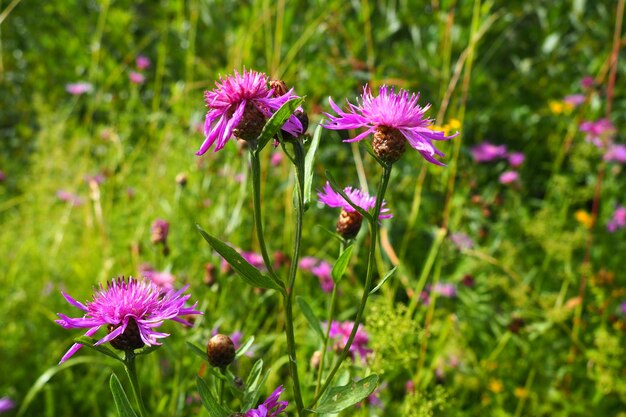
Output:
[
  {"xmin": 196, "ymin": 375, "xmax": 231, "ymax": 417},
  {"xmin": 369, "ymin": 266, "xmax": 397, "ymax": 295},
  {"xmin": 109, "ymin": 374, "xmax": 139, "ymax": 417},
  {"xmin": 296, "ymin": 296, "xmax": 324, "ymax": 340},
  {"xmin": 314, "ymin": 374, "xmax": 379, "ymax": 414},
  {"xmin": 186, "ymin": 342, "xmax": 208, "ymax": 363},
  {"xmin": 257, "ymin": 97, "xmax": 306, "ymax": 152},
  {"xmin": 235, "ymin": 336, "xmax": 255, "ymax": 359},
  {"xmin": 325, "ymin": 171, "xmax": 373, "ymax": 222},
  {"xmin": 303, "ymin": 122, "xmax": 323, "ymax": 210},
  {"xmin": 196, "ymin": 225, "xmax": 284, "ymax": 292},
  {"xmin": 74, "ymin": 336, "xmax": 122, "ymax": 362},
  {"xmin": 331, "ymin": 245, "xmax": 353, "ymax": 284}
]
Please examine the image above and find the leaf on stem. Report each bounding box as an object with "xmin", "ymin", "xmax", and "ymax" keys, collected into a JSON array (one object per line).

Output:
[
  {"xmin": 296, "ymin": 296, "xmax": 325, "ymax": 340},
  {"xmin": 242, "ymin": 359, "xmax": 271, "ymax": 410},
  {"xmin": 235, "ymin": 336, "xmax": 255, "ymax": 359},
  {"xmin": 325, "ymin": 171, "xmax": 373, "ymax": 223},
  {"xmin": 369, "ymin": 266, "xmax": 397, "ymax": 295},
  {"xmin": 313, "ymin": 374, "xmax": 379, "ymax": 414},
  {"xmin": 331, "ymin": 245, "xmax": 353, "ymax": 284},
  {"xmin": 74, "ymin": 336, "xmax": 123, "ymax": 362},
  {"xmin": 196, "ymin": 375, "xmax": 231, "ymax": 417},
  {"xmin": 256, "ymin": 97, "xmax": 306, "ymax": 152},
  {"xmin": 109, "ymin": 373, "xmax": 139, "ymax": 417},
  {"xmin": 303, "ymin": 121, "xmax": 323, "ymax": 210},
  {"xmin": 196, "ymin": 225, "xmax": 284, "ymax": 292}
]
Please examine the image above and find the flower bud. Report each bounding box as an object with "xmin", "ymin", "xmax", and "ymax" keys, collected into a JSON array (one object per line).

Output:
[
  {"xmin": 108, "ymin": 318, "xmax": 145, "ymax": 351},
  {"xmin": 207, "ymin": 334, "xmax": 236, "ymax": 368},
  {"xmin": 310, "ymin": 350, "xmax": 322, "ymax": 370},
  {"xmin": 336, "ymin": 209, "xmax": 363, "ymax": 239},
  {"xmin": 372, "ymin": 126, "xmax": 406, "ymax": 164},
  {"xmin": 151, "ymin": 219, "xmax": 169, "ymax": 245},
  {"xmin": 232, "ymin": 103, "xmax": 266, "ymax": 142},
  {"xmin": 176, "ymin": 172, "xmax": 188, "ymax": 187}
]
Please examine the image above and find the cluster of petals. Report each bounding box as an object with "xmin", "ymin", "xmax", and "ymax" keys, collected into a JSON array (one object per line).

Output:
[
  {"xmin": 198, "ymin": 69, "xmax": 303, "ymax": 155},
  {"xmin": 299, "ymin": 257, "xmax": 334, "ymax": 293},
  {"xmin": 55, "ymin": 277, "xmax": 201, "ymax": 363},
  {"xmin": 323, "ymin": 85, "xmax": 457, "ymax": 165},
  {"xmin": 139, "ymin": 263, "xmax": 175, "ymax": 291},
  {"xmin": 579, "ymin": 118, "xmax": 616, "ymax": 148},
  {"xmin": 607, "ymin": 206, "xmax": 626, "ymax": 233},
  {"xmin": 65, "ymin": 82, "xmax": 93, "ymax": 96},
  {"xmin": 604, "ymin": 143, "xmax": 626, "ymax": 164},
  {"xmin": 470, "ymin": 141, "xmax": 508, "ymax": 163},
  {"xmin": 328, "ymin": 321, "xmax": 372, "ymax": 362},
  {"xmin": 318, "ymin": 182, "xmax": 391, "ymax": 219},
  {"xmin": 246, "ymin": 386, "xmax": 288, "ymax": 417}
]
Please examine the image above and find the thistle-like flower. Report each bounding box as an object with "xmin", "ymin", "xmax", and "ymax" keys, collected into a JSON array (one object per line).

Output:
[
  {"xmin": 197, "ymin": 69, "xmax": 303, "ymax": 155},
  {"xmin": 245, "ymin": 386, "xmax": 288, "ymax": 417},
  {"xmin": 56, "ymin": 277, "xmax": 201, "ymax": 363},
  {"xmin": 318, "ymin": 181, "xmax": 391, "ymax": 239},
  {"xmin": 328, "ymin": 321, "xmax": 372, "ymax": 363},
  {"xmin": 323, "ymin": 85, "xmax": 456, "ymax": 164}
]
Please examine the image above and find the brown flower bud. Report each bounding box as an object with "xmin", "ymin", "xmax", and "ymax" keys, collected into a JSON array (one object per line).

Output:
[
  {"xmin": 176, "ymin": 172, "xmax": 188, "ymax": 187},
  {"xmin": 372, "ymin": 126, "xmax": 406, "ymax": 164},
  {"xmin": 108, "ymin": 318, "xmax": 145, "ymax": 351},
  {"xmin": 207, "ymin": 334, "xmax": 236, "ymax": 368},
  {"xmin": 336, "ymin": 209, "xmax": 363, "ymax": 239},
  {"xmin": 232, "ymin": 102, "xmax": 266, "ymax": 142}
]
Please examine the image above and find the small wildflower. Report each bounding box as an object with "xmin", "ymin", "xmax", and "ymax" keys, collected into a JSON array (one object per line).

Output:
[
  {"xmin": 311, "ymin": 260, "xmax": 334, "ymax": 293},
  {"xmin": 575, "ymin": 210, "xmax": 594, "ymax": 229},
  {"xmin": 0, "ymin": 397, "xmax": 15, "ymax": 413},
  {"xmin": 57, "ymin": 190, "xmax": 84, "ymax": 207},
  {"xmin": 270, "ymin": 152, "xmax": 283, "ymax": 166},
  {"xmin": 607, "ymin": 206, "xmax": 626, "ymax": 232},
  {"xmin": 66, "ymin": 82, "xmax": 93, "ymax": 95},
  {"xmin": 507, "ymin": 152, "xmax": 525, "ymax": 168},
  {"xmin": 136, "ymin": 55, "xmax": 151, "ymax": 70},
  {"xmin": 433, "ymin": 283, "xmax": 457, "ymax": 298},
  {"xmin": 514, "ymin": 387, "xmax": 529, "ymax": 399},
  {"xmin": 580, "ymin": 118, "xmax": 616, "ymax": 148},
  {"xmin": 488, "ymin": 379, "xmax": 503, "ymax": 393},
  {"xmin": 499, "ymin": 170, "xmax": 519, "ymax": 185},
  {"xmin": 581, "ymin": 76, "xmax": 594, "ymax": 89},
  {"xmin": 323, "ymin": 85, "xmax": 457, "ymax": 165},
  {"xmin": 450, "ymin": 232, "xmax": 474, "ymax": 251},
  {"xmin": 150, "ymin": 219, "xmax": 169, "ymax": 245},
  {"xmin": 55, "ymin": 277, "xmax": 201, "ymax": 363},
  {"xmin": 197, "ymin": 69, "xmax": 303, "ymax": 155},
  {"xmin": 246, "ymin": 386, "xmax": 288, "ymax": 417},
  {"xmin": 620, "ymin": 301, "xmax": 626, "ymax": 316},
  {"xmin": 139, "ymin": 264, "xmax": 175, "ymax": 291},
  {"xmin": 328, "ymin": 321, "xmax": 371, "ymax": 362},
  {"xmin": 461, "ymin": 274, "xmax": 475, "ymax": 287},
  {"xmin": 299, "ymin": 256, "xmax": 319, "ymax": 270},
  {"xmin": 563, "ymin": 94, "xmax": 585, "ymax": 107},
  {"xmin": 470, "ymin": 141, "xmax": 508, "ymax": 163},
  {"xmin": 604, "ymin": 144, "xmax": 626, "ymax": 164},
  {"xmin": 129, "ymin": 71, "xmax": 145, "ymax": 84},
  {"xmin": 549, "ymin": 100, "xmax": 566, "ymax": 114}
]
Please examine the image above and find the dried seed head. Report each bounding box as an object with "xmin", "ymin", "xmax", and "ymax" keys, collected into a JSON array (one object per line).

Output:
[
  {"xmin": 336, "ymin": 209, "xmax": 363, "ymax": 239},
  {"xmin": 207, "ymin": 334, "xmax": 236, "ymax": 368},
  {"xmin": 231, "ymin": 102, "xmax": 266, "ymax": 142},
  {"xmin": 372, "ymin": 126, "xmax": 406, "ymax": 164},
  {"xmin": 108, "ymin": 318, "xmax": 145, "ymax": 351}
]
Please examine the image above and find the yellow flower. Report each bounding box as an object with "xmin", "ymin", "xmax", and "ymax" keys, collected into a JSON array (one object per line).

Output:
[
  {"xmin": 549, "ymin": 100, "xmax": 564, "ymax": 114},
  {"xmin": 514, "ymin": 387, "xmax": 529, "ymax": 398},
  {"xmin": 447, "ymin": 118, "xmax": 462, "ymax": 131},
  {"xmin": 575, "ymin": 210, "xmax": 594, "ymax": 229},
  {"xmin": 488, "ymin": 378, "xmax": 503, "ymax": 393}
]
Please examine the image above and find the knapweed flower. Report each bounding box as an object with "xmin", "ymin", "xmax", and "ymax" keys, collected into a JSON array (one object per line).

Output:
[
  {"xmin": 323, "ymin": 85, "xmax": 457, "ymax": 164},
  {"xmin": 246, "ymin": 386, "xmax": 288, "ymax": 417},
  {"xmin": 0, "ymin": 397, "xmax": 15, "ymax": 413},
  {"xmin": 136, "ymin": 55, "xmax": 151, "ymax": 70},
  {"xmin": 433, "ymin": 282, "xmax": 457, "ymax": 298},
  {"xmin": 318, "ymin": 181, "xmax": 391, "ymax": 239},
  {"xmin": 607, "ymin": 205, "xmax": 626, "ymax": 232},
  {"xmin": 197, "ymin": 69, "xmax": 303, "ymax": 155},
  {"xmin": 55, "ymin": 277, "xmax": 201, "ymax": 363},
  {"xmin": 129, "ymin": 71, "xmax": 145, "ymax": 84},
  {"xmin": 581, "ymin": 76, "xmax": 594, "ymax": 89},
  {"xmin": 604, "ymin": 144, "xmax": 626, "ymax": 163},
  {"xmin": 580, "ymin": 118, "xmax": 615, "ymax": 148},
  {"xmin": 507, "ymin": 152, "xmax": 525, "ymax": 168},
  {"xmin": 499, "ymin": 170, "xmax": 519, "ymax": 185},
  {"xmin": 139, "ymin": 264, "xmax": 175, "ymax": 291},
  {"xmin": 66, "ymin": 82, "xmax": 93, "ymax": 95},
  {"xmin": 150, "ymin": 218, "xmax": 169, "ymax": 245},
  {"xmin": 57, "ymin": 190, "xmax": 84, "ymax": 207},
  {"xmin": 328, "ymin": 321, "xmax": 372, "ymax": 362},
  {"xmin": 563, "ymin": 94, "xmax": 585, "ymax": 107},
  {"xmin": 311, "ymin": 260, "xmax": 334, "ymax": 293},
  {"xmin": 470, "ymin": 141, "xmax": 508, "ymax": 163}
]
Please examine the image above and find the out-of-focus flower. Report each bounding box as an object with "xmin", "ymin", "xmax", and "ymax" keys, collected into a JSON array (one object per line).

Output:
[
  {"xmin": 299, "ymin": 256, "xmax": 319, "ymax": 270},
  {"xmin": 139, "ymin": 264, "xmax": 175, "ymax": 291},
  {"xmin": 129, "ymin": 71, "xmax": 146, "ymax": 84},
  {"xmin": 270, "ymin": 152, "xmax": 284, "ymax": 166},
  {"xmin": 549, "ymin": 100, "xmax": 571, "ymax": 114},
  {"xmin": 55, "ymin": 277, "xmax": 201, "ymax": 363},
  {"xmin": 499, "ymin": 170, "xmax": 519, "ymax": 185},
  {"xmin": 514, "ymin": 387, "xmax": 529, "ymax": 399},
  {"xmin": 607, "ymin": 205, "xmax": 626, "ymax": 232},
  {"xmin": 508, "ymin": 152, "xmax": 525, "ymax": 168},
  {"xmin": 581, "ymin": 76, "xmax": 594, "ymax": 89},
  {"xmin": 56, "ymin": 190, "xmax": 84, "ymax": 207},
  {"xmin": 604, "ymin": 144, "xmax": 626, "ymax": 163},
  {"xmin": 241, "ymin": 251, "xmax": 266, "ymax": 270},
  {"xmin": 450, "ymin": 232, "xmax": 474, "ymax": 251},
  {"xmin": 563, "ymin": 94, "xmax": 585, "ymax": 107},
  {"xmin": 620, "ymin": 301, "xmax": 626, "ymax": 316},
  {"xmin": 328, "ymin": 321, "xmax": 371, "ymax": 362},
  {"xmin": 579, "ymin": 118, "xmax": 616, "ymax": 148},
  {"xmin": 0, "ymin": 397, "xmax": 15, "ymax": 413},
  {"xmin": 575, "ymin": 210, "xmax": 594, "ymax": 229},
  {"xmin": 136, "ymin": 55, "xmax": 151, "ymax": 70},
  {"xmin": 433, "ymin": 283, "xmax": 457, "ymax": 298},
  {"xmin": 0, "ymin": 171, "xmax": 5, "ymax": 182},
  {"xmin": 323, "ymin": 85, "xmax": 457, "ymax": 164},
  {"xmin": 150, "ymin": 219, "xmax": 169, "ymax": 245},
  {"xmin": 66, "ymin": 82, "xmax": 93, "ymax": 95},
  {"xmin": 197, "ymin": 69, "xmax": 303, "ymax": 155},
  {"xmin": 84, "ymin": 173, "xmax": 105, "ymax": 185},
  {"xmin": 246, "ymin": 386, "xmax": 288, "ymax": 417},
  {"xmin": 488, "ymin": 379, "xmax": 503, "ymax": 393},
  {"xmin": 470, "ymin": 141, "xmax": 508, "ymax": 163},
  {"xmin": 311, "ymin": 261, "xmax": 334, "ymax": 293}
]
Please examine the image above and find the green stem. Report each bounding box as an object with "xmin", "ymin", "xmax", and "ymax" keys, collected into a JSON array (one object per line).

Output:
[
  {"xmin": 283, "ymin": 140, "xmax": 306, "ymax": 416},
  {"xmin": 309, "ymin": 165, "xmax": 392, "ymax": 409},
  {"xmin": 124, "ymin": 351, "xmax": 147, "ymax": 417}
]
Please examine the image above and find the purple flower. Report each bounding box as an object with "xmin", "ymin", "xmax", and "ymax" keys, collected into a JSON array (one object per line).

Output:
[
  {"xmin": 620, "ymin": 301, "xmax": 626, "ymax": 316},
  {"xmin": 563, "ymin": 94, "xmax": 585, "ymax": 107},
  {"xmin": 197, "ymin": 69, "xmax": 303, "ymax": 155},
  {"xmin": 299, "ymin": 256, "xmax": 319, "ymax": 270},
  {"xmin": 66, "ymin": 82, "xmax": 93, "ymax": 95},
  {"xmin": 607, "ymin": 206, "xmax": 626, "ymax": 232},
  {"xmin": 328, "ymin": 321, "xmax": 371, "ymax": 362},
  {"xmin": 508, "ymin": 152, "xmax": 525, "ymax": 168},
  {"xmin": 0, "ymin": 171, "xmax": 6, "ymax": 182},
  {"xmin": 579, "ymin": 118, "xmax": 615, "ymax": 148},
  {"xmin": 323, "ymin": 85, "xmax": 457, "ymax": 165},
  {"xmin": 0, "ymin": 397, "xmax": 15, "ymax": 413},
  {"xmin": 270, "ymin": 152, "xmax": 284, "ymax": 166},
  {"xmin": 433, "ymin": 283, "xmax": 457, "ymax": 298},
  {"xmin": 56, "ymin": 190, "xmax": 84, "ymax": 207},
  {"xmin": 318, "ymin": 182, "xmax": 391, "ymax": 219},
  {"xmin": 470, "ymin": 141, "xmax": 508, "ymax": 163},
  {"xmin": 129, "ymin": 71, "xmax": 145, "ymax": 84},
  {"xmin": 499, "ymin": 170, "xmax": 519, "ymax": 185},
  {"xmin": 246, "ymin": 386, "xmax": 288, "ymax": 417},
  {"xmin": 311, "ymin": 261, "xmax": 334, "ymax": 293},
  {"xmin": 450, "ymin": 232, "xmax": 474, "ymax": 250},
  {"xmin": 581, "ymin": 76, "xmax": 594, "ymax": 89},
  {"xmin": 151, "ymin": 219, "xmax": 169, "ymax": 245},
  {"xmin": 136, "ymin": 55, "xmax": 151, "ymax": 70},
  {"xmin": 55, "ymin": 277, "xmax": 201, "ymax": 363},
  {"xmin": 604, "ymin": 144, "xmax": 626, "ymax": 163},
  {"xmin": 139, "ymin": 264, "xmax": 175, "ymax": 291}
]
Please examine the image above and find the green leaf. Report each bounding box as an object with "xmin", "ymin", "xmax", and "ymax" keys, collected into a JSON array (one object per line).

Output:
[
  {"xmin": 369, "ymin": 266, "xmax": 397, "ymax": 295},
  {"xmin": 313, "ymin": 374, "xmax": 379, "ymax": 414},
  {"xmin": 196, "ymin": 375, "xmax": 231, "ymax": 417},
  {"xmin": 74, "ymin": 336, "xmax": 123, "ymax": 362},
  {"xmin": 235, "ymin": 336, "xmax": 255, "ymax": 359},
  {"xmin": 196, "ymin": 225, "xmax": 284, "ymax": 292},
  {"xmin": 109, "ymin": 374, "xmax": 139, "ymax": 417},
  {"xmin": 296, "ymin": 296, "xmax": 324, "ymax": 340},
  {"xmin": 331, "ymin": 245, "xmax": 353, "ymax": 284},
  {"xmin": 325, "ymin": 171, "xmax": 373, "ymax": 223},
  {"xmin": 303, "ymin": 121, "xmax": 323, "ymax": 210},
  {"xmin": 243, "ymin": 359, "xmax": 270, "ymax": 410},
  {"xmin": 186, "ymin": 342, "xmax": 208, "ymax": 362},
  {"xmin": 256, "ymin": 97, "xmax": 306, "ymax": 152}
]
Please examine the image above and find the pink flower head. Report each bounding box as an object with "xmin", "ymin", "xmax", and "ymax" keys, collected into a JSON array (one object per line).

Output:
[
  {"xmin": 604, "ymin": 144, "xmax": 626, "ymax": 164},
  {"xmin": 270, "ymin": 152, "xmax": 284, "ymax": 166},
  {"xmin": 581, "ymin": 76, "xmax": 594, "ymax": 89},
  {"xmin": 56, "ymin": 190, "xmax": 84, "ymax": 207},
  {"xmin": 151, "ymin": 219, "xmax": 169, "ymax": 245},
  {"xmin": 620, "ymin": 301, "xmax": 626, "ymax": 316},
  {"xmin": 450, "ymin": 232, "xmax": 474, "ymax": 250},
  {"xmin": 66, "ymin": 82, "xmax": 93, "ymax": 95},
  {"xmin": 139, "ymin": 264, "xmax": 175, "ymax": 291},
  {"xmin": 55, "ymin": 277, "xmax": 201, "ymax": 363},
  {"xmin": 563, "ymin": 94, "xmax": 585, "ymax": 107},
  {"xmin": 136, "ymin": 55, "xmax": 151, "ymax": 70},
  {"xmin": 328, "ymin": 321, "xmax": 372, "ymax": 362},
  {"xmin": 129, "ymin": 71, "xmax": 145, "ymax": 84},
  {"xmin": 470, "ymin": 141, "xmax": 508, "ymax": 163},
  {"xmin": 197, "ymin": 69, "xmax": 303, "ymax": 155},
  {"xmin": 433, "ymin": 282, "xmax": 457, "ymax": 298},
  {"xmin": 607, "ymin": 206, "xmax": 626, "ymax": 232},
  {"xmin": 299, "ymin": 256, "xmax": 319, "ymax": 271},
  {"xmin": 241, "ymin": 251, "xmax": 266, "ymax": 270},
  {"xmin": 508, "ymin": 152, "xmax": 525, "ymax": 168},
  {"xmin": 246, "ymin": 386, "xmax": 288, "ymax": 417},
  {"xmin": 323, "ymin": 85, "xmax": 457, "ymax": 165},
  {"xmin": 311, "ymin": 260, "xmax": 334, "ymax": 293},
  {"xmin": 318, "ymin": 182, "xmax": 392, "ymax": 219},
  {"xmin": 499, "ymin": 170, "xmax": 519, "ymax": 185},
  {"xmin": 579, "ymin": 118, "xmax": 616, "ymax": 148},
  {"xmin": 0, "ymin": 397, "xmax": 15, "ymax": 413}
]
